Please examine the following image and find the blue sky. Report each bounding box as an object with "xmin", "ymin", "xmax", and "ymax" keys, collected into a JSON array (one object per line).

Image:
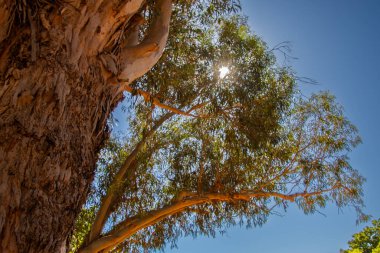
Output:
[{"xmin": 162, "ymin": 1, "xmax": 380, "ymax": 252}]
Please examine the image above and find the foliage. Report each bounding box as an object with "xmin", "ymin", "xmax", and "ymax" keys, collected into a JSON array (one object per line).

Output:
[
  {"xmin": 70, "ymin": 1, "xmax": 366, "ymax": 252},
  {"xmin": 70, "ymin": 207, "xmax": 97, "ymax": 253},
  {"xmin": 342, "ymin": 219, "xmax": 380, "ymax": 253}
]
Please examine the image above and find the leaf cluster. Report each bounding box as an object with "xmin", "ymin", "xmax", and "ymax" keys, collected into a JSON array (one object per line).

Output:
[{"xmin": 343, "ymin": 219, "xmax": 380, "ymax": 253}]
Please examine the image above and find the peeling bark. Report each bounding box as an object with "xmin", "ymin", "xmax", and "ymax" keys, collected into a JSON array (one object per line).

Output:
[
  {"xmin": 0, "ymin": 0, "xmax": 14, "ymax": 44},
  {"xmin": 0, "ymin": 56, "xmax": 121, "ymax": 252},
  {"xmin": 0, "ymin": 0, "xmax": 173, "ymax": 251}
]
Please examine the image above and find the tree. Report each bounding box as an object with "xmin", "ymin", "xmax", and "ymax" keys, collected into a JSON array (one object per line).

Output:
[
  {"xmin": 0, "ymin": 0, "xmax": 240, "ymax": 252},
  {"xmin": 69, "ymin": 12, "xmax": 367, "ymax": 253},
  {"xmin": 342, "ymin": 219, "xmax": 380, "ymax": 253}
]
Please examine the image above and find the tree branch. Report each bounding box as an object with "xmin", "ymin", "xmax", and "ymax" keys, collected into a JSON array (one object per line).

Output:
[
  {"xmin": 86, "ymin": 0, "xmax": 145, "ymax": 55},
  {"xmin": 86, "ymin": 111, "xmax": 174, "ymax": 243},
  {"xmin": 86, "ymin": 99, "xmax": 207, "ymax": 243},
  {"xmin": 117, "ymin": 0, "xmax": 172, "ymax": 83},
  {"xmin": 122, "ymin": 84, "xmax": 208, "ymax": 117},
  {"xmin": 122, "ymin": 14, "xmax": 145, "ymax": 48},
  {"xmin": 79, "ymin": 188, "xmax": 337, "ymax": 252}
]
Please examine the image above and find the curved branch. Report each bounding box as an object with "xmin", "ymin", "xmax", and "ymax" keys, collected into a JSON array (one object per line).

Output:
[
  {"xmin": 87, "ymin": 0, "xmax": 145, "ymax": 55},
  {"xmin": 117, "ymin": 0, "xmax": 172, "ymax": 83},
  {"xmin": 114, "ymin": 0, "xmax": 145, "ymax": 21},
  {"xmin": 86, "ymin": 111, "xmax": 174, "ymax": 243},
  {"xmin": 122, "ymin": 84, "xmax": 207, "ymax": 117},
  {"xmin": 86, "ymin": 100, "xmax": 207, "ymax": 243},
  {"xmin": 122, "ymin": 14, "xmax": 145, "ymax": 48},
  {"xmin": 79, "ymin": 189, "xmax": 336, "ymax": 253}
]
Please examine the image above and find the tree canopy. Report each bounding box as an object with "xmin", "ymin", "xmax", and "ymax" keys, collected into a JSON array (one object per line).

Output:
[
  {"xmin": 68, "ymin": 3, "xmax": 367, "ymax": 252},
  {"xmin": 0, "ymin": 0, "xmax": 368, "ymax": 252},
  {"xmin": 342, "ymin": 219, "xmax": 380, "ymax": 253}
]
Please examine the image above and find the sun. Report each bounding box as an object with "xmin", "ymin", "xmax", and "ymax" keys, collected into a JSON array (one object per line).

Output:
[{"xmin": 219, "ymin": 66, "xmax": 230, "ymax": 79}]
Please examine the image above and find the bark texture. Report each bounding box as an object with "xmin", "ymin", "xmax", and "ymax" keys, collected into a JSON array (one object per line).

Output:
[
  {"xmin": 0, "ymin": 0, "xmax": 172, "ymax": 252},
  {"xmin": 0, "ymin": 57, "xmax": 120, "ymax": 252}
]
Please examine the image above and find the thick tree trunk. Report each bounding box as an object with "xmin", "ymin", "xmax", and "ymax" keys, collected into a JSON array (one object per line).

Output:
[
  {"xmin": 0, "ymin": 0, "xmax": 172, "ymax": 251},
  {"xmin": 0, "ymin": 57, "xmax": 121, "ymax": 252}
]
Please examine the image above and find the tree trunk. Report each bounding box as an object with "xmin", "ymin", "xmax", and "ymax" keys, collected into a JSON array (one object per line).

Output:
[
  {"xmin": 0, "ymin": 56, "xmax": 121, "ymax": 252},
  {"xmin": 0, "ymin": 0, "xmax": 172, "ymax": 251}
]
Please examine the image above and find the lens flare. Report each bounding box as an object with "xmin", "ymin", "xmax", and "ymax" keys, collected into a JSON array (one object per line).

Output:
[{"xmin": 219, "ymin": 66, "xmax": 230, "ymax": 79}]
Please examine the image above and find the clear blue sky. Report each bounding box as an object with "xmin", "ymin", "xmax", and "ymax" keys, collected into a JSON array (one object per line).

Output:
[{"xmin": 161, "ymin": 1, "xmax": 380, "ymax": 252}]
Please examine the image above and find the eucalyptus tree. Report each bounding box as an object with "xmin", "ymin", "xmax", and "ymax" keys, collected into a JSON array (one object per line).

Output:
[
  {"xmin": 0, "ymin": 0, "xmax": 240, "ymax": 252},
  {"xmin": 71, "ymin": 14, "xmax": 366, "ymax": 253}
]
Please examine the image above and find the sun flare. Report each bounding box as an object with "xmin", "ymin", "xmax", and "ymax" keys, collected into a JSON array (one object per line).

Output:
[{"xmin": 219, "ymin": 66, "xmax": 230, "ymax": 79}]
